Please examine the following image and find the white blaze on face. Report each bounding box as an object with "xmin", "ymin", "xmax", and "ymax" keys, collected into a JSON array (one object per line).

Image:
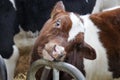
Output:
[{"xmin": 68, "ymin": 13, "xmax": 85, "ymax": 41}]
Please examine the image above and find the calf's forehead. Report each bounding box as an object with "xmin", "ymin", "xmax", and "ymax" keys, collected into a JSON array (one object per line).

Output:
[
  {"xmin": 68, "ymin": 12, "xmax": 85, "ymax": 41},
  {"xmin": 40, "ymin": 12, "xmax": 84, "ymax": 43}
]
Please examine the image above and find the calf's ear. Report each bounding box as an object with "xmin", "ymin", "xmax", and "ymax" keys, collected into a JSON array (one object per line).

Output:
[
  {"xmin": 51, "ymin": 1, "xmax": 65, "ymax": 18},
  {"xmin": 79, "ymin": 42, "xmax": 96, "ymax": 60}
]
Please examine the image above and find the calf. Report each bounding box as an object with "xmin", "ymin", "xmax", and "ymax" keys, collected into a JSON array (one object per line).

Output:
[
  {"xmin": 30, "ymin": 1, "xmax": 96, "ymax": 80},
  {"xmin": 30, "ymin": 1, "xmax": 120, "ymax": 80}
]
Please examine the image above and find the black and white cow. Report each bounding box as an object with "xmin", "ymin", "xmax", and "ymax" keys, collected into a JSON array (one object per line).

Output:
[
  {"xmin": 0, "ymin": 0, "xmax": 19, "ymax": 80},
  {"xmin": 15, "ymin": 0, "xmax": 96, "ymax": 34}
]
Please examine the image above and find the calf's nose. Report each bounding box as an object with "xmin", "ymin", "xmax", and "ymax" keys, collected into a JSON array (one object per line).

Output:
[
  {"xmin": 43, "ymin": 42, "xmax": 66, "ymax": 61},
  {"xmin": 52, "ymin": 45, "xmax": 66, "ymax": 60}
]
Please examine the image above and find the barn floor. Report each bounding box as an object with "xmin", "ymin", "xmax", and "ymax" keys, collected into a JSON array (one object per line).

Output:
[
  {"xmin": 14, "ymin": 49, "xmax": 29, "ymax": 80},
  {"xmin": 14, "ymin": 73, "xmax": 26, "ymax": 80}
]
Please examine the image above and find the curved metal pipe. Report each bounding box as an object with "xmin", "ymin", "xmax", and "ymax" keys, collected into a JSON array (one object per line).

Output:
[
  {"xmin": 0, "ymin": 55, "xmax": 7, "ymax": 80},
  {"xmin": 27, "ymin": 59, "xmax": 85, "ymax": 80}
]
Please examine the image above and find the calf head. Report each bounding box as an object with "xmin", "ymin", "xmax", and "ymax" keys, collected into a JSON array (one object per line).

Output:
[{"xmin": 33, "ymin": 1, "xmax": 96, "ymax": 63}]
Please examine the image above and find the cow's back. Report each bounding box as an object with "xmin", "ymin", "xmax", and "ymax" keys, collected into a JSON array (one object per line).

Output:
[{"xmin": 83, "ymin": 8, "xmax": 120, "ymax": 80}]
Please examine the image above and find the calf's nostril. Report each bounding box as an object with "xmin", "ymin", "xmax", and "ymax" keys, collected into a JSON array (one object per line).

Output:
[{"xmin": 59, "ymin": 53, "xmax": 64, "ymax": 57}]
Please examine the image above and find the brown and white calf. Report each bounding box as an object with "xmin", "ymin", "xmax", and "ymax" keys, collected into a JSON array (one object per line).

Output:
[{"xmin": 30, "ymin": 1, "xmax": 120, "ymax": 80}]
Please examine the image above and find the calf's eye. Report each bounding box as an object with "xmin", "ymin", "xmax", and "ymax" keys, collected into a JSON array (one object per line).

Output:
[{"xmin": 55, "ymin": 19, "xmax": 61, "ymax": 28}]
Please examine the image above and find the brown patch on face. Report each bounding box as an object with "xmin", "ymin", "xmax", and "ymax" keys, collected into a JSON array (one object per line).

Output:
[
  {"xmin": 53, "ymin": 13, "xmax": 72, "ymax": 33},
  {"xmin": 90, "ymin": 8, "xmax": 120, "ymax": 78}
]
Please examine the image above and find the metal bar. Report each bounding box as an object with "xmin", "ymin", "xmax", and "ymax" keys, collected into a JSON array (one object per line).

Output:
[
  {"xmin": 0, "ymin": 55, "xmax": 7, "ymax": 80},
  {"xmin": 27, "ymin": 59, "xmax": 85, "ymax": 80},
  {"xmin": 53, "ymin": 68, "xmax": 59, "ymax": 80},
  {"xmin": 41, "ymin": 66, "xmax": 51, "ymax": 80}
]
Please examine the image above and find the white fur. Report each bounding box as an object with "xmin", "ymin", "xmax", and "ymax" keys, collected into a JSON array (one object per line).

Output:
[
  {"xmin": 86, "ymin": 0, "xmax": 89, "ymax": 3},
  {"xmin": 4, "ymin": 45, "xmax": 19, "ymax": 80},
  {"xmin": 92, "ymin": 0, "xmax": 120, "ymax": 13},
  {"xmin": 103, "ymin": 6, "xmax": 120, "ymax": 12},
  {"xmin": 9, "ymin": 0, "xmax": 16, "ymax": 10},
  {"xmin": 68, "ymin": 13, "xmax": 85, "ymax": 41},
  {"xmin": 81, "ymin": 15, "xmax": 113, "ymax": 80},
  {"xmin": 69, "ymin": 13, "xmax": 117, "ymax": 79}
]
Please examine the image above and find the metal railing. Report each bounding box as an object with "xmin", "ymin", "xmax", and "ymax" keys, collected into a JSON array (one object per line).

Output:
[
  {"xmin": 27, "ymin": 59, "xmax": 85, "ymax": 80},
  {"xmin": 0, "ymin": 55, "xmax": 7, "ymax": 80}
]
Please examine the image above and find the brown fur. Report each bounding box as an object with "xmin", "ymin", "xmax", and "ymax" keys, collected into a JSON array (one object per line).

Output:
[{"xmin": 90, "ymin": 8, "xmax": 120, "ymax": 78}]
